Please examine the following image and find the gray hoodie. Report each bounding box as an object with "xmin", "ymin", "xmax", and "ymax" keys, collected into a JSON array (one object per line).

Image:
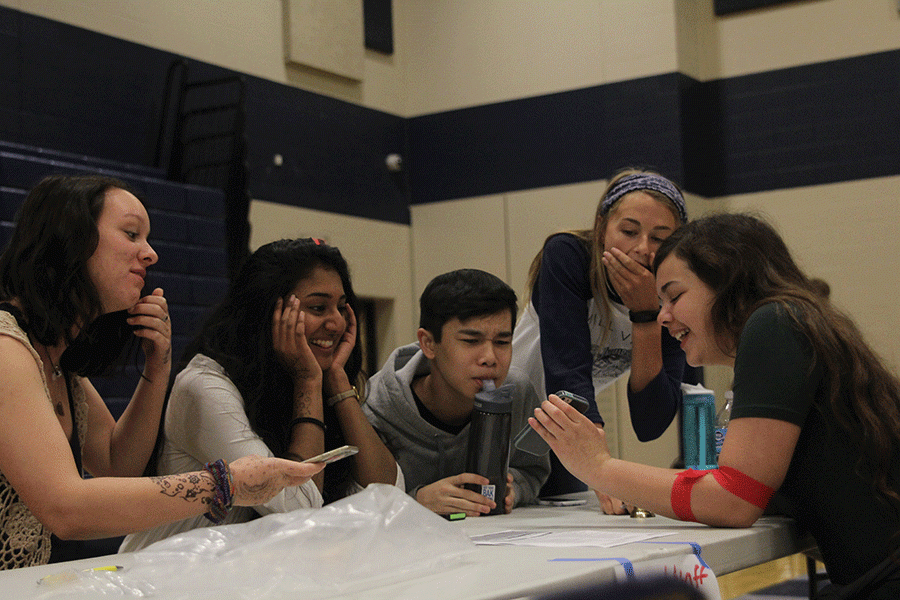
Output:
[{"xmin": 363, "ymin": 343, "xmax": 550, "ymax": 507}]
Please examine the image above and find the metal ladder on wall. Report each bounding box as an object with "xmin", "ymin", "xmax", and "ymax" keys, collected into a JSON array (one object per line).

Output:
[{"xmin": 155, "ymin": 58, "xmax": 251, "ymax": 279}]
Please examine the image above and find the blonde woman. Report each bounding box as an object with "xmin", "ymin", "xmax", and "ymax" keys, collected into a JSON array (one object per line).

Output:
[{"xmin": 511, "ymin": 168, "xmax": 687, "ymax": 509}]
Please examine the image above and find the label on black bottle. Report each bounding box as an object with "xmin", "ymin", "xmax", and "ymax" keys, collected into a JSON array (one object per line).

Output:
[{"xmin": 479, "ymin": 484, "xmax": 496, "ymax": 503}]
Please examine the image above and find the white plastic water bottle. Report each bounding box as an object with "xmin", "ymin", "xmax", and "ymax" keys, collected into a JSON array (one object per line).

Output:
[{"xmin": 715, "ymin": 391, "xmax": 733, "ymax": 460}]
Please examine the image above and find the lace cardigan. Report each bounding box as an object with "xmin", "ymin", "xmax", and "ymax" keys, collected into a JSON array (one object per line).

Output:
[{"xmin": 0, "ymin": 312, "xmax": 88, "ymax": 570}]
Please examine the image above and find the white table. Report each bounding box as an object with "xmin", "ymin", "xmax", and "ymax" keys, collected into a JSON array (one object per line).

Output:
[{"xmin": 0, "ymin": 495, "xmax": 812, "ymax": 599}]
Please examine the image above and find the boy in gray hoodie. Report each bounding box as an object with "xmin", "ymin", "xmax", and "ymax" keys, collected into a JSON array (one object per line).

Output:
[{"xmin": 363, "ymin": 269, "xmax": 550, "ymax": 516}]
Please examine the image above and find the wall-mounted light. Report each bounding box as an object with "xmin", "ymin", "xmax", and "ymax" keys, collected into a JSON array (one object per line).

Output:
[{"xmin": 385, "ymin": 153, "xmax": 403, "ymax": 172}]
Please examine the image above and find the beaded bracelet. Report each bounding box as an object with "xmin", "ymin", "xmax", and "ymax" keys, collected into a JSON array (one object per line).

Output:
[{"xmin": 203, "ymin": 459, "xmax": 234, "ymax": 525}]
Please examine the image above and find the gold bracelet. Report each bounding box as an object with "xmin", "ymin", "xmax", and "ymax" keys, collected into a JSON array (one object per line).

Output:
[{"xmin": 326, "ymin": 386, "xmax": 359, "ymax": 407}]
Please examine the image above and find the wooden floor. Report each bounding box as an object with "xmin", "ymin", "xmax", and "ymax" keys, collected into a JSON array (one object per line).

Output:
[{"xmin": 718, "ymin": 553, "xmax": 818, "ymax": 599}]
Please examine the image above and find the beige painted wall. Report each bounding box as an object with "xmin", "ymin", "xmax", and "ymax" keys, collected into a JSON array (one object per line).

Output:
[
  {"xmin": 9, "ymin": 0, "xmax": 896, "ymax": 115},
  {"xmin": 412, "ymin": 173, "xmax": 900, "ymax": 443},
  {"xmin": 706, "ymin": 0, "xmax": 900, "ymax": 79},
  {"xmin": 412, "ymin": 175, "xmax": 900, "ymax": 461},
  {"xmin": 399, "ymin": 0, "xmax": 679, "ymax": 115},
  {"xmin": 721, "ymin": 175, "xmax": 900, "ymax": 371}
]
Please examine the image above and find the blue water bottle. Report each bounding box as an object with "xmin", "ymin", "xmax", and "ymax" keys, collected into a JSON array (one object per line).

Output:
[{"xmin": 681, "ymin": 383, "xmax": 717, "ymax": 470}]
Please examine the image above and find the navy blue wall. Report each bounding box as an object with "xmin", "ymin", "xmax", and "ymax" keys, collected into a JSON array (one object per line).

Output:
[
  {"xmin": 0, "ymin": 6, "xmax": 409, "ymax": 224},
  {"xmin": 0, "ymin": 140, "xmax": 230, "ymax": 418},
  {"xmin": 408, "ymin": 49, "xmax": 900, "ymax": 203},
  {"xmin": 407, "ymin": 74, "xmax": 687, "ymax": 204},
  {"xmin": 0, "ymin": 8, "xmax": 167, "ymax": 167},
  {"xmin": 2, "ymin": 5, "xmax": 898, "ymax": 217},
  {"xmin": 244, "ymin": 76, "xmax": 409, "ymax": 223},
  {"xmin": 685, "ymin": 50, "xmax": 900, "ymax": 197}
]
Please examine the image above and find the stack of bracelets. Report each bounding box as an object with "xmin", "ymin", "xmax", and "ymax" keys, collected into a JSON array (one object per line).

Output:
[{"xmin": 203, "ymin": 459, "xmax": 235, "ymax": 524}]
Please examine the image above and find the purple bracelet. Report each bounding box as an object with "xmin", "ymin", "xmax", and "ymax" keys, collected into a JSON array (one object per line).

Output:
[{"xmin": 203, "ymin": 459, "xmax": 234, "ymax": 524}]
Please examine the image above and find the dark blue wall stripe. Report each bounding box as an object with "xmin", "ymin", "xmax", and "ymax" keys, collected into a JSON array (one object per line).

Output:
[
  {"xmin": 714, "ymin": 0, "xmax": 801, "ymax": 16},
  {"xmin": 409, "ymin": 48, "xmax": 900, "ymax": 203},
  {"xmin": 687, "ymin": 49, "xmax": 900, "ymax": 197},
  {"xmin": 243, "ymin": 75, "xmax": 408, "ymax": 223},
  {"xmin": 1, "ymin": 5, "xmax": 898, "ymax": 220},
  {"xmin": 407, "ymin": 74, "xmax": 687, "ymax": 204},
  {"xmin": 363, "ymin": 0, "xmax": 394, "ymax": 54}
]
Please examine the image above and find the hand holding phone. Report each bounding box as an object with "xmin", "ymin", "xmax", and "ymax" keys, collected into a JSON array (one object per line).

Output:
[
  {"xmin": 302, "ymin": 445, "xmax": 359, "ymax": 464},
  {"xmin": 513, "ymin": 391, "xmax": 590, "ymax": 456}
]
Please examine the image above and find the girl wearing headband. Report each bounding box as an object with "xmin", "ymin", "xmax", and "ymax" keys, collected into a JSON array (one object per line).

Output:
[
  {"xmin": 511, "ymin": 168, "xmax": 688, "ymax": 511},
  {"xmin": 531, "ymin": 213, "xmax": 900, "ymax": 598}
]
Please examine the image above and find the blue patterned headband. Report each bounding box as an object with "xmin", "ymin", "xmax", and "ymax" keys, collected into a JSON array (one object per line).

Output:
[{"xmin": 600, "ymin": 173, "xmax": 687, "ymax": 224}]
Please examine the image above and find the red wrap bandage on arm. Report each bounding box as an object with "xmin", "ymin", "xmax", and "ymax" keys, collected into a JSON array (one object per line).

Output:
[
  {"xmin": 672, "ymin": 466, "xmax": 776, "ymax": 522},
  {"xmin": 712, "ymin": 466, "xmax": 775, "ymax": 510},
  {"xmin": 671, "ymin": 469, "xmax": 713, "ymax": 522}
]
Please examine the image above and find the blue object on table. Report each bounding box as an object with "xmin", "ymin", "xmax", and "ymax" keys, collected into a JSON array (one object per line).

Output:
[{"xmin": 681, "ymin": 384, "xmax": 717, "ymax": 470}]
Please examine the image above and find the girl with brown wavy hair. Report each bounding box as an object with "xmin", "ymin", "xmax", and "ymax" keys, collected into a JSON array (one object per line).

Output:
[
  {"xmin": 530, "ymin": 213, "xmax": 900, "ymax": 598},
  {"xmin": 0, "ymin": 175, "xmax": 321, "ymax": 569}
]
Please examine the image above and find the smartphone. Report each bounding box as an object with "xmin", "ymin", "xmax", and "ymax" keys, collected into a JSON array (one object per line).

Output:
[
  {"xmin": 303, "ymin": 445, "xmax": 359, "ymax": 464},
  {"xmin": 513, "ymin": 391, "xmax": 590, "ymax": 456}
]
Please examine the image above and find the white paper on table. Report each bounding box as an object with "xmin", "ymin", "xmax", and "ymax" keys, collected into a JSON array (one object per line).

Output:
[{"xmin": 469, "ymin": 529, "xmax": 677, "ymax": 548}]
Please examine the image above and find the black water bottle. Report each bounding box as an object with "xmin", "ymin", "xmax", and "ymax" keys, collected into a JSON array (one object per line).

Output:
[{"xmin": 464, "ymin": 380, "xmax": 513, "ymax": 515}]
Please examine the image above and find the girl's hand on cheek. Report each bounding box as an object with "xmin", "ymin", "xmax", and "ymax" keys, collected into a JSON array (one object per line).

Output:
[
  {"xmin": 329, "ymin": 303, "xmax": 357, "ymax": 373},
  {"xmin": 323, "ymin": 304, "xmax": 356, "ymax": 395},
  {"xmin": 272, "ymin": 296, "xmax": 321, "ymax": 384}
]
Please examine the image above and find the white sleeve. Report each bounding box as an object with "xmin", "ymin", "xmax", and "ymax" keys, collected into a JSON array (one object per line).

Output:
[{"xmin": 165, "ymin": 360, "xmax": 323, "ymax": 513}]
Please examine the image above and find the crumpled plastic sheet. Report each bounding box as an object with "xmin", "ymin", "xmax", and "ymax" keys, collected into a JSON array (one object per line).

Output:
[{"xmin": 37, "ymin": 484, "xmax": 477, "ymax": 600}]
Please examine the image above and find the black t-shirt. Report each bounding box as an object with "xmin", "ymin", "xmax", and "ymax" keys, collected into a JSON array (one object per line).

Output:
[{"xmin": 732, "ymin": 303, "xmax": 900, "ymax": 590}]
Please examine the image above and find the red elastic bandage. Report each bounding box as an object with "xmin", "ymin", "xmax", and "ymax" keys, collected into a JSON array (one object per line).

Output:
[
  {"xmin": 671, "ymin": 469, "xmax": 713, "ymax": 522},
  {"xmin": 671, "ymin": 466, "xmax": 776, "ymax": 522},
  {"xmin": 712, "ymin": 466, "xmax": 775, "ymax": 510}
]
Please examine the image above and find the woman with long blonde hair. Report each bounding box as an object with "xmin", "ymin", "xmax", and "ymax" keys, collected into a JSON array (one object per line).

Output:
[{"xmin": 511, "ymin": 168, "xmax": 688, "ymax": 510}]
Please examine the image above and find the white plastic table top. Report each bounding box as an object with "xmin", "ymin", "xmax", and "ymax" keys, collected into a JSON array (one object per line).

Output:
[{"xmin": 0, "ymin": 494, "xmax": 812, "ymax": 600}]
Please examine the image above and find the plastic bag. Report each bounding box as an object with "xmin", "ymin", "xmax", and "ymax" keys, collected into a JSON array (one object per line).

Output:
[{"xmin": 37, "ymin": 484, "xmax": 476, "ymax": 599}]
